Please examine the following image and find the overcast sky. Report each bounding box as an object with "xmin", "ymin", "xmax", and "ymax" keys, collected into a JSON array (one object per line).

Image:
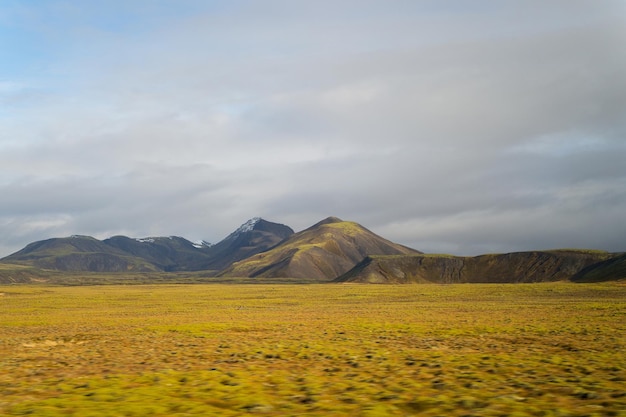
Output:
[{"xmin": 1, "ymin": 1, "xmax": 625, "ymax": 257}]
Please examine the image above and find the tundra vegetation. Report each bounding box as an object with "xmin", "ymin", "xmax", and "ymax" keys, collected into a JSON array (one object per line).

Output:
[{"xmin": 1, "ymin": 282, "xmax": 625, "ymax": 416}]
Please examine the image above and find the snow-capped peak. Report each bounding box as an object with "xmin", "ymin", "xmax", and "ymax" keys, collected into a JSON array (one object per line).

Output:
[
  {"xmin": 236, "ymin": 217, "xmax": 262, "ymax": 234},
  {"xmin": 192, "ymin": 240, "xmax": 212, "ymax": 249}
]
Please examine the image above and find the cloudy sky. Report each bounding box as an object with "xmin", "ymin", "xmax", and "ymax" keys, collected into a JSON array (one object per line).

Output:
[{"xmin": 1, "ymin": 1, "xmax": 625, "ymax": 257}]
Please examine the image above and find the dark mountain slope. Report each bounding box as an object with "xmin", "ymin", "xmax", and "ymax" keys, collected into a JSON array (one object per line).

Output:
[
  {"xmin": 200, "ymin": 218, "xmax": 294, "ymax": 270},
  {"xmin": 219, "ymin": 217, "xmax": 421, "ymax": 281},
  {"xmin": 570, "ymin": 253, "xmax": 626, "ymax": 282},
  {"xmin": 335, "ymin": 250, "xmax": 616, "ymax": 283},
  {"xmin": 103, "ymin": 235, "xmax": 212, "ymax": 271}
]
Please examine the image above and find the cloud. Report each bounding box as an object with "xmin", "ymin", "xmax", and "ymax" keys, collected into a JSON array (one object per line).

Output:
[{"xmin": 1, "ymin": 1, "xmax": 625, "ymax": 257}]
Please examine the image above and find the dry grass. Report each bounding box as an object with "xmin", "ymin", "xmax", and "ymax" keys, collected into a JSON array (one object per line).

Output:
[{"xmin": 1, "ymin": 282, "xmax": 625, "ymax": 416}]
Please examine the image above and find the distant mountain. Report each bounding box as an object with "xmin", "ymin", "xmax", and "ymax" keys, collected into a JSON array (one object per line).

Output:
[
  {"xmin": 219, "ymin": 216, "xmax": 421, "ymax": 281},
  {"xmin": 335, "ymin": 250, "xmax": 619, "ymax": 283},
  {"xmin": 1, "ymin": 235, "xmax": 160, "ymax": 272},
  {"xmin": 199, "ymin": 217, "xmax": 294, "ymax": 270},
  {"xmin": 103, "ymin": 235, "xmax": 212, "ymax": 271},
  {"xmin": 0, "ymin": 218, "xmax": 294, "ymax": 273}
]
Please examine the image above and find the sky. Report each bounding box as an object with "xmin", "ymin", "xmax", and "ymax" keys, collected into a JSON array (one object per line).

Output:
[{"xmin": 1, "ymin": 0, "xmax": 625, "ymax": 257}]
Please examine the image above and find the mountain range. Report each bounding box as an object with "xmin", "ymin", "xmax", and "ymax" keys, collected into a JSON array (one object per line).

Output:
[{"xmin": 1, "ymin": 216, "xmax": 624, "ymax": 283}]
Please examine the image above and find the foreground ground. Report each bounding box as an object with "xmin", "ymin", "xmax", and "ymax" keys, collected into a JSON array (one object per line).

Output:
[{"xmin": 0, "ymin": 283, "xmax": 625, "ymax": 416}]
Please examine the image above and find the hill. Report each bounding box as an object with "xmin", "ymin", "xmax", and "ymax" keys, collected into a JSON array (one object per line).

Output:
[
  {"xmin": 335, "ymin": 250, "xmax": 618, "ymax": 283},
  {"xmin": 219, "ymin": 216, "xmax": 421, "ymax": 281}
]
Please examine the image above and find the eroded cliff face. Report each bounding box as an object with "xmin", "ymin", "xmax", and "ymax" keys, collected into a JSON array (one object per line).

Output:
[
  {"xmin": 570, "ymin": 253, "xmax": 626, "ymax": 282},
  {"xmin": 336, "ymin": 250, "xmax": 617, "ymax": 283}
]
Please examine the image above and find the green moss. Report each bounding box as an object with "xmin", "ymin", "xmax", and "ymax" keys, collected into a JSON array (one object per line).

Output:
[{"xmin": 1, "ymin": 283, "xmax": 625, "ymax": 416}]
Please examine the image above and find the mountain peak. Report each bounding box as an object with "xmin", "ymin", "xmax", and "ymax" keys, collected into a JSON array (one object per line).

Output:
[
  {"xmin": 322, "ymin": 216, "xmax": 343, "ymax": 224},
  {"xmin": 222, "ymin": 218, "xmax": 263, "ymax": 242},
  {"xmin": 236, "ymin": 217, "xmax": 262, "ymax": 234},
  {"xmin": 309, "ymin": 216, "xmax": 344, "ymax": 229}
]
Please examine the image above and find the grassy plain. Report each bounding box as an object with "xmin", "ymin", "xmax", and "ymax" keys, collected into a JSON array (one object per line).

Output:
[{"xmin": 1, "ymin": 282, "xmax": 625, "ymax": 416}]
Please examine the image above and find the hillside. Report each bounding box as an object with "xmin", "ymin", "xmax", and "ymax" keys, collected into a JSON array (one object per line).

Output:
[
  {"xmin": 335, "ymin": 250, "xmax": 618, "ymax": 283},
  {"xmin": 219, "ymin": 216, "xmax": 421, "ymax": 280},
  {"xmin": 570, "ymin": 253, "xmax": 626, "ymax": 282}
]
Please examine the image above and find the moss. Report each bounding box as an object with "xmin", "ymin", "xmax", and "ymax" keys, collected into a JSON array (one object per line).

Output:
[{"xmin": 1, "ymin": 283, "xmax": 625, "ymax": 416}]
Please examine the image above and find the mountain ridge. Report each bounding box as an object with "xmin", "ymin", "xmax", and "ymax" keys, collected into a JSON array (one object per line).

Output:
[
  {"xmin": 0, "ymin": 218, "xmax": 293, "ymax": 273},
  {"xmin": 1, "ymin": 216, "xmax": 624, "ymax": 283}
]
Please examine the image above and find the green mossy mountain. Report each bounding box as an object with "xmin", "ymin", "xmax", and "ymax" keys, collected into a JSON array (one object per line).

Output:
[
  {"xmin": 219, "ymin": 217, "xmax": 421, "ymax": 281},
  {"xmin": 335, "ymin": 250, "xmax": 621, "ymax": 283}
]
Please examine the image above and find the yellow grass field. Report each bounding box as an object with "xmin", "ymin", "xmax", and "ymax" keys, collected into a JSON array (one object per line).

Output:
[{"xmin": 1, "ymin": 283, "xmax": 625, "ymax": 416}]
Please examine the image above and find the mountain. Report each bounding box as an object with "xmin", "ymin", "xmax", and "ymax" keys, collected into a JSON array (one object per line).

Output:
[
  {"xmin": 2, "ymin": 217, "xmax": 623, "ymax": 282},
  {"xmin": 102, "ymin": 235, "xmax": 213, "ymax": 271},
  {"xmin": 335, "ymin": 250, "xmax": 619, "ymax": 283},
  {"xmin": 219, "ymin": 216, "xmax": 421, "ymax": 281},
  {"xmin": 0, "ymin": 218, "xmax": 294, "ymax": 273},
  {"xmin": 199, "ymin": 217, "xmax": 294, "ymax": 270},
  {"xmin": 570, "ymin": 253, "xmax": 626, "ymax": 282},
  {"xmin": 1, "ymin": 235, "xmax": 160, "ymax": 272}
]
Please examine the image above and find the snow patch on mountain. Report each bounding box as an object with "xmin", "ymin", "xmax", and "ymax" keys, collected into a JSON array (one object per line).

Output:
[
  {"xmin": 238, "ymin": 217, "xmax": 262, "ymax": 233},
  {"xmin": 136, "ymin": 238, "xmax": 155, "ymax": 243},
  {"xmin": 193, "ymin": 240, "xmax": 213, "ymax": 249},
  {"xmin": 223, "ymin": 217, "xmax": 262, "ymax": 241}
]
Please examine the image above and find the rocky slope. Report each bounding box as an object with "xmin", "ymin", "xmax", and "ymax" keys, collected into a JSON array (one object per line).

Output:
[
  {"xmin": 570, "ymin": 253, "xmax": 626, "ymax": 282},
  {"xmin": 335, "ymin": 250, "xmax": 619, "ymax": 283}
]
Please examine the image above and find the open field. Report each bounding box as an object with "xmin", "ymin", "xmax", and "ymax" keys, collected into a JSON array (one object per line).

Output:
[{"xmin": 1, "ymin": 283, "xmax": 625, "ymax": 416}]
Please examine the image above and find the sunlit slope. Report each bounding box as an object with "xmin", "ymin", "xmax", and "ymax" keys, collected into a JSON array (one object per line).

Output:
[
  {"xmin": 220, "ymin": 217, "xmax": 421, "ymax": 280},
  {"xmin": 335, "ymin": 250, "xmax": 618, "ymax": 283}
]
